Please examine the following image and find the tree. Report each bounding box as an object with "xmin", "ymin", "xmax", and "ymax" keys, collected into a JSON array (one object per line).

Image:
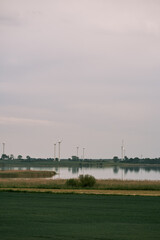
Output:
[
  {"xmin": 26, "ymin": 155, "xmax": 31, "ymax": 160},
  {"xmin": 17, "ymin": 155, "xmax": 22, "ymax": 160},
  {"xmin": 71, "ymin": 156, "xmax": 79, "ymax": 161},
  {"xmin": 113, "ymin": 156, "xmax": 119, "ymax": 163},
  {"xmin": 9, "ymin": 154, "xmax": 14, "ymax": 160},
  {"xmin": 1, "ymin": 154, "xmax": 9, "ymax": 160}
]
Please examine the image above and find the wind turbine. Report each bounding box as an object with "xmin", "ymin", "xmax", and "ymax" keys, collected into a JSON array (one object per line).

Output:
[
  {"xmin": 121, "ymin": 140, "xmax": 125, "ymax": 161},
  {"xmin": 76, "ymin": 146, "xmax": 79, "ymax": 159},
  {"xmin": 58, "ymin": 140, "xmax": 62, "ymax": 162},
  {"xmin": 83, "ymin": 148, "xmax": 85, "ymax": 161},
  {"xmin": 2, "ymin": 142, "xmax": 5, "ymax": 155},
  {"xmin": 54, "ymin": 143, "xmax": 56, "ymax": 161}
]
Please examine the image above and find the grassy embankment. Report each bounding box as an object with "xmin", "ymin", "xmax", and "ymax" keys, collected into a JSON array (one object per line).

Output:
[
  {"xmin": 0, "ymin": 192, "xmax": 160, "ymax": 240},
  {"xmin": 0, "ymin": 170, "xmax": 55, "ymax": 178}
]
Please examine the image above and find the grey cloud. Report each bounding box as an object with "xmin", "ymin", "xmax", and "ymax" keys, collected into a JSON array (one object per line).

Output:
[
  {"xmin": 1, "ymin": 0, "xmax": 160, "ymax": 158},
  {"xmin": 0, "ymin": 14, "xmax": 20, "ymax": 26}
]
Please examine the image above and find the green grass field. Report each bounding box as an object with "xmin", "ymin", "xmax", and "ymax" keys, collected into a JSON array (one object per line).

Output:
[{"xmin": 0, "ymin": 192, "xmax": 160, "ymax": 240}]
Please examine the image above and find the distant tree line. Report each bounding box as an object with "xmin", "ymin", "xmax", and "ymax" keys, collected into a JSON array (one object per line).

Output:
[
  {"xmin": 1, "ymin": 154, "xmax": 160, "ymax": 164},
  {"xmin": 113, "ymin": 156, "xmax": 160, "ymax": 164}
]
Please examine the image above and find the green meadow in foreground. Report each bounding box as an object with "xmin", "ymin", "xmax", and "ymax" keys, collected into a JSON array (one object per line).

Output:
[{"xmin": 0, "ymin": 192, "xmax": 160, "ymax": 240}]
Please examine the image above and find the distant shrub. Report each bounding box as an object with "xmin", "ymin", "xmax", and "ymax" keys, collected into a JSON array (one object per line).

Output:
[
  {"xmin": 66, "ymin": 178, "xmax": 79, "ymax": 187},
  {"xmin": 66, "ymin": 175, "xmax": 96, "ymax": 188},
  {"xmin": 79, "ymin": 175, "xmax": 96, "ymax": 187}
]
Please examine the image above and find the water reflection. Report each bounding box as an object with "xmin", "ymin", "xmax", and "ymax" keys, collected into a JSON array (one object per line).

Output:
[
  {"xmin": 0, "ymin": 166, "xmax": 160, "ymax": 180},
  {"xmin": 113, "ymin": 166, "xmax": 119, "ymax": 174}
]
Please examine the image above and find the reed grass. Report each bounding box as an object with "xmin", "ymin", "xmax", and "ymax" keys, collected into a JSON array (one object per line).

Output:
[
  {"xmin": 0, "ymin": 178, "xmax": 160, "ymax": 191},
  {"xmin": 0, "ymin": 179, "xmax": 65, "ymax": 189},
  {"xmin": 95, "ymin": 179, "xmax": 160, "ymax": 190}
]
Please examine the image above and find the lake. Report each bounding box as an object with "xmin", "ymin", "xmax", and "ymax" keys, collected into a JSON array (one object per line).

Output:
[{"xmin": 1, "ymin": 166, "xmax": 160, "ymax": 180}]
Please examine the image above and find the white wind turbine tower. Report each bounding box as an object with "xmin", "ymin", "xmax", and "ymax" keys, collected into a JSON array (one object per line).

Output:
[
  {"xmin": 58, "ymin": 140, "xmax": 62, "ymax": 162},
  {"xmin": 123, "ymin": 147, "xmax": 125, "ymax": 159},
  {"xmin": 77, "ymin": 146, "xmax": 79, "ymax": 159},
  {"xmin": 2, "ymin": 142, "xmax": 5, "ymax": 155},
  {"xmin": 83, "ymin": 148, "xmax": 85, "ymax": 161},
  {"xmin": 54, "ymin": 143, "xmax": 56, "ymax": 161},
  {"xmin": 121, "ymin": 140, "xmax": 125, "ymax": 161}
]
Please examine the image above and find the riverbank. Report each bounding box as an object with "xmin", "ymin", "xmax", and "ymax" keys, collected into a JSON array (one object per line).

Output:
[
  {"xmin": 1, "ymin": 188, "xmax": 160, "ymax": 196},
  {"xmin": 0, "ymin": 170, "xmax": 56, "ymax": 178}
]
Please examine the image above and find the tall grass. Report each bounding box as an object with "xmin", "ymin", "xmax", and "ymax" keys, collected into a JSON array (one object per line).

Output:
[
  {"xmin": 0, "ymin": 178, "xmax": 160, "ymax": 191},
  {"xmin": 0, "ymin": 179, "xmax": 65, "ymax": 189},
  {"xmin": 95, "ymin": 179, "xmax": 160, "ymax": 191}
]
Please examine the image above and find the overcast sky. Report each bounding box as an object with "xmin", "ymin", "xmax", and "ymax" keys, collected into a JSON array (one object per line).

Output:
[{"xmin": 1, "ymin": 0, "xmax": 160, "ymax": 159}]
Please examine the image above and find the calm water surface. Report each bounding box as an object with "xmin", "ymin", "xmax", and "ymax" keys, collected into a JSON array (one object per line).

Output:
[{"xmin": 1, "ymin": 166, "xmax": 160, "ymax": 180}]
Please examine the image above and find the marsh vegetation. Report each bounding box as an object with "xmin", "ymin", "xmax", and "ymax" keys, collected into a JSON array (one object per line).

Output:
[{"xmin": 0, "ymin": 177, "xmax": 160, "ymax": 191}]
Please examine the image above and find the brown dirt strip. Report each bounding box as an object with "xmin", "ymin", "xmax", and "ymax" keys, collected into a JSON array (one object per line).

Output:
[{"xmin": 0, "ymin": 188, "xmax": 160, "ymax": 196}]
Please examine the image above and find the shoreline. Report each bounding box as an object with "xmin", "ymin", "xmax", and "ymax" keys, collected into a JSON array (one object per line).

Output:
[
  {"xmin": 0, "ymin": 170, "xmax": 56, "ymax": 178},
  {"xmin": 0, "ymin": 188, "xmax": 160, "ymax": 196},
  {"xmin": 1, "ymin": 159, "xmax": 160, "ymax": 168}
]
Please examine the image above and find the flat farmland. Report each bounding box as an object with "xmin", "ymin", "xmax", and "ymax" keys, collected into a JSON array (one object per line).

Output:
[{"xmin": 0, "ymin": 192, "xmax": 160, "ymax": 240}]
